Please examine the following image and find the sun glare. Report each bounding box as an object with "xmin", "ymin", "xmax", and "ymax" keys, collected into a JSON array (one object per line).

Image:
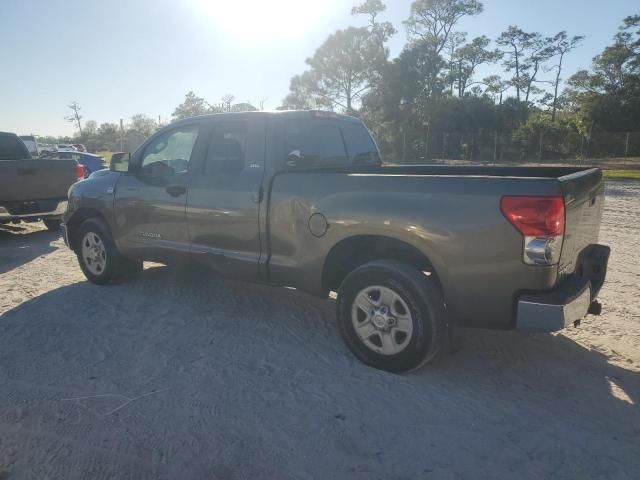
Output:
[{"xmin": 191, "ymin": 0, "xmax": 334, "ymax": 42}]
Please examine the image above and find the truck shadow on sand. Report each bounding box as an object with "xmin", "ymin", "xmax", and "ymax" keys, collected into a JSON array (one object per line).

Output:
[
  {"xmin": 0, "ymin": 224, "xmax": 59, "ymax": 274},
  {"xmin": 1, "ymin": 264, "xmax": 639, "ymax": 478}
]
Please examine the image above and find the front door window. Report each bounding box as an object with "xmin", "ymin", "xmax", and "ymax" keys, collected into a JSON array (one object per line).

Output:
[{"xmin": 140, "ymin": 126, "xmax": 200, "ymax": 176}]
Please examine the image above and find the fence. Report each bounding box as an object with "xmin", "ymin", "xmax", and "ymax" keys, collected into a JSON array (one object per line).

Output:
[{"xmin": 391, "ymin": 130, "xmax": 640, "ymax": 166}]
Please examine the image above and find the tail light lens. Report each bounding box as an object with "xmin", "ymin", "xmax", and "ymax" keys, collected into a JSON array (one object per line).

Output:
[
  {"xmin": 501, "ymin": 196, "xmax": 565, "ymax": 266},
  {"xmin": 75, "ymin": 164, "xmax": 85, "ymax": 181}
]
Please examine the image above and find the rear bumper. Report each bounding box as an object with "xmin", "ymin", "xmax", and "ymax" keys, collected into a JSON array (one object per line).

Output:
[
  {"xmin": 0, "ymin": 199, "xmax": 68, "ymax": 220},
  {"xmin": 516, "ymin": 244, "xmax": 610, "ymax": 332}
]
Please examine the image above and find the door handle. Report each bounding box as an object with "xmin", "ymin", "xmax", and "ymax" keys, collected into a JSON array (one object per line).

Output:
[{"xmin": 166, "ymin": 185, "xmax": 187, "ymax": 197}]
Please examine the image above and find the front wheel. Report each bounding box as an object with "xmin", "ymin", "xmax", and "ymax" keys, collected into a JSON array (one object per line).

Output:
[
  {"xmin": 337, "ymin": 260, "xmax": 446, "ymax": 373},
  {"xmin": 76, "ymin": 218, "xmax": 142, "ymax": 285}
]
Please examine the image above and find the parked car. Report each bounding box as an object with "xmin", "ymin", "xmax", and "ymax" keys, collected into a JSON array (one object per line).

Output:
[
  {"xmin": 61, "ymin": 111, "xmax": 610, "ymax": 372},
  {"xmin": 56, "ymin": 144, "xmax": 77, "ymax": 152},
  {"xmin": 72, "ymin": 143, "xmax": 87, "ymax": 152},
  {"xmin": 19, "ymin": 135, "xmax": 39, "ymax": 157},
  {"xmin": 42, "ymin": 150, "xmax": 108, "ymax": 177},
  {"xmin": 38, "ymin": 143, "xmax": 56, "ymax": 155},
  {"xmin": 0, "ymin": 131, "xmax": 84, "ymax": 230}
]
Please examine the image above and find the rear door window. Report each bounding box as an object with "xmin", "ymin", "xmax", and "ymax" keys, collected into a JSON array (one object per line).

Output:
[
  {"xmin": 205, "ymin": 121, "xmax": 248, "ymax": 174},
  {"xmin": 284, "ymin": 120, "xmax": 348, "ymax": 169}
]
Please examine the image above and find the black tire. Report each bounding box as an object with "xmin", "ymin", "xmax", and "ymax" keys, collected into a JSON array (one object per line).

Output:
[
  {"xmin": 337, "ymin": 260, "xmax": 446, "ymax": 373},
  {"xmin": 76, "ymin": 218, "xmax": 142, "ymax": 285},
  {"xmin": 43, "ymin": 218, "xmax": 61, "ymax": 231}
]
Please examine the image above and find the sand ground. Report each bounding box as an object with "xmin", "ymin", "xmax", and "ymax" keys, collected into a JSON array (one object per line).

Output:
[{"xmin": 0, "ymin": 180, "xmax": 638, "ymax": 479}]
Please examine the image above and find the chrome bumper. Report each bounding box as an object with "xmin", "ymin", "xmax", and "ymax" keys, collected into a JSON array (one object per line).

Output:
[
  {"xmin": 0, "ymin": 200, "xmax": 68, "ymax": 219},
  {"xmin": 516, "ymin": 279, "xmax": 592, "ymax": 332},
  {"xmin": 516, "ymin": 244, "xmax": 610, "ymax": 332}
]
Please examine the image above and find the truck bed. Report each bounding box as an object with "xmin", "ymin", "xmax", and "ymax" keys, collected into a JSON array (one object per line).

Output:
[
  {"xmin": 0, "ymin": 159, "xmax": 78, "ymax": 202},
  {"xmin": 295, "ymin": 164, "xmax": 598, "ymax": 179},
  {"xmin": 268, "ymin": 165, "xmax": 605, "ymax": 329}
]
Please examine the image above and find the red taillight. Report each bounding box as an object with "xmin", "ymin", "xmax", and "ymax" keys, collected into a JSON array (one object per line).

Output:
[
  {"xmin": 75, "ymin": 164, "xmax": 85, "ymax": 181},
  {"xmin": 500, "ymin": 196, "xmax": 565, "ymax": 236}
]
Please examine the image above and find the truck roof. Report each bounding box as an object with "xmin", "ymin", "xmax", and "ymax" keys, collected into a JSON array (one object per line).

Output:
[{"xmin": 171, "ymin": 110, "xmax": 362, "ymax": 127}]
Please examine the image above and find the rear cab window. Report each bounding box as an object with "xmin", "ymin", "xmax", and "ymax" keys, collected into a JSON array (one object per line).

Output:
[
  {"xmin": 283, "ymin": 118, "xmax": 380, "ymax": 169},
  {"xmin": 0, "ymin": 134, "xmax": 31, "ymax": 160}
]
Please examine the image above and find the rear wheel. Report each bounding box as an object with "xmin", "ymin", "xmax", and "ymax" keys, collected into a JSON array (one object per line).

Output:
[
  {"xmin": 76, "ymin": 218, "xmax": 142, "ymax": 285},
  {"xmin": 43, "ymin": 218, "xmax": 61, "ymax": 231},
  {"xmin": 337, "ymin": 260, "xmax": 446, "ymax": 373}
]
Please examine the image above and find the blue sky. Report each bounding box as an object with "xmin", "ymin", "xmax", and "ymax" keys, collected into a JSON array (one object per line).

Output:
[{"xmin": 1, "ymin": 0, "xmax": 637, "ymax": 136}]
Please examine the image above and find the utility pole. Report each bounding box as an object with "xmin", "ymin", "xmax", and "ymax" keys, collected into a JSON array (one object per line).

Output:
[
  {"xmin": 119, "ymin": 119, "xmax": 124, "ymax": 152},
  {"xmin": 402, "ymin": 126, "xmax": 407, "ymax": 164},
  {"xmin": 625, "ymin": 132, "xmax": 630, "ymax": 157},
  {"xmin": 538, "ymin": 131, "xmax": 543, "ymax": 162}
]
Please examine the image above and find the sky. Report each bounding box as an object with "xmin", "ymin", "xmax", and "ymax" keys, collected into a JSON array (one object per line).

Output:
[{"xmin": 0, "ymin": 0, "xmax": 637, "ymax": 137}]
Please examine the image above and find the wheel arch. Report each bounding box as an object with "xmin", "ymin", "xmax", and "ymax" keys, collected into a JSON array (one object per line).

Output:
[
  {"xmin": 321, "ymin": 234, "xmax": 443, "ymax": 296},
  {"xmin": 66, "ymin": 208, "xmax": 110, "ymax": 252}
]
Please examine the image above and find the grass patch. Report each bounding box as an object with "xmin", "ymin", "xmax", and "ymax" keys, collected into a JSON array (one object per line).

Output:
[{"xmin": 603, "ymin": 169, "xmax": 640, "ymax": 180}]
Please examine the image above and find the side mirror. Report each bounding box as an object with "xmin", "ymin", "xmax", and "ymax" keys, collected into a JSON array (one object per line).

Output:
[
  {"xmin": 285, "ymin": 150, "xmax": 302, "ymax": 168},
  {"xmin": 110, "ymin": 152, "xmax": 130, "ymax": 173}
]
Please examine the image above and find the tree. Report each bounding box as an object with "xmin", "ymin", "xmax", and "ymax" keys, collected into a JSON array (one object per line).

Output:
[
  {"xmin": 284, "ymin": 71, "xmax": 332, "ymax": 110},
  {"xmin": 482, "ymin": 75, "xmax": 510, "ymax": 103},
  {"xmin": 452, "ymin": 35, "xmax": 501, "ymax": 96},
  {"xmin": 565, "ymin": 14, "xmax": 640, "ymax": 132},
  {"xmin": 397, "ymin": 41, "xmax": 447, "ymax": 102},
  {"xmin": 172, "ymin": 91, "xmax": 212, "ymax": 120},
  {"xmin": 95, "ymin": 122, "xmax": 121, "ymax": 151},
  {"xmin": 351, "ymin": 0, "xmax": 386, "ymax": 25},
  {"xmin": 285, "ymin": 26, "xmax": 389, "ymax": 113},
  {"xmin": 83, "ymin": 120, "xmax": 98, "ymax": 136},
  {"xmin": 221, "ymin": 94, "xmax": 235, "ymax": 112},
  {"xmin": 127, "ymin": 114, "xmax": 157, "ymax": 137},
  {"xmin": 352, "ymin": 0, "xmax": 396, "ymax": 40},
  {"xmin": 443, "ymin": 31, "xmax": 467, "ymax": 94},
  {"xmin": 496, "ymin": 26, "xmax": 538, "ymax": 101},
  {"xmin": 546, "ymin": 31, "xmax": 584, "ymax": 121},
  {"xmin": 403, "ymin": 0, "xmax": 483, "ymax": 103},
  {"xmin": 521, "ymin": 34, "xmax": 555, "ymax": 102},
  {"xmin": 65, "ymin": 101, "xmax": 83, "ymax": 136},
  {"xmin": 404, "ymin": 0, "xmax": 483, "ymax": 56}
]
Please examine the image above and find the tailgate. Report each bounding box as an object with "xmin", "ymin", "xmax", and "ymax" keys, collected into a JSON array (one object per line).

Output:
[
  {"xmin": 0, "ymin": 159, "xmax": 78, "ymax": 202},
  {"xmin": 558, "ymin": 168, "xmax": 605, "ymax": 278}
]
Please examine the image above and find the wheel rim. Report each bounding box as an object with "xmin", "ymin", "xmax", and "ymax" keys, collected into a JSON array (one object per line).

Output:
[
  {"xmin": 81, "ymin": 231, "xmax": 107, "ymax": 276},
  {"xmin": 351, "ymin": 285, "xmax": 414, "ymax": 356}
]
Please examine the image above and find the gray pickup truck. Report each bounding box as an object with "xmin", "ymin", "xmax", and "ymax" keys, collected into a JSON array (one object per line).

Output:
[
  {"xmin": 62, "ymin": 111, "xmax": 609, "ymax": 372},
  {"xmin": 0, "ymin": 131, "xmax": 84, "ymax": 230}
]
